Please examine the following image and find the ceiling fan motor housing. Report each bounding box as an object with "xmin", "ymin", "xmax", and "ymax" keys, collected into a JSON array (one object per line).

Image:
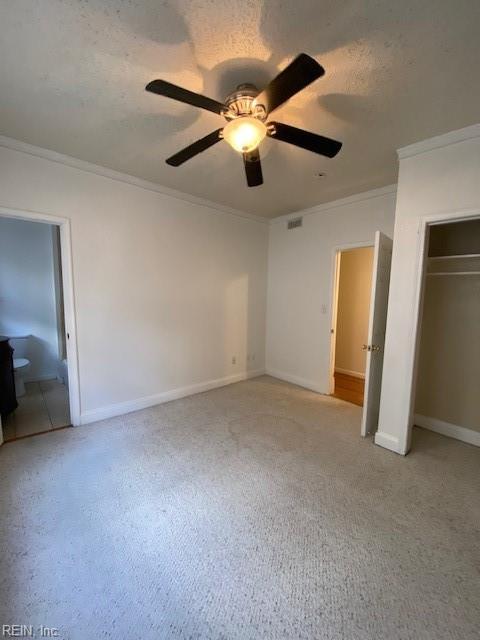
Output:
[{"xmin": 224, "ymin": 84, "xmax": 267, "ymax": 121}]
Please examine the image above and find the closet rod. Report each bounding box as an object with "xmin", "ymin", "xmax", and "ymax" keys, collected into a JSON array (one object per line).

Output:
[{"xmin": 427, "ymin": 271, "xmax": 480, "ymax": 276}]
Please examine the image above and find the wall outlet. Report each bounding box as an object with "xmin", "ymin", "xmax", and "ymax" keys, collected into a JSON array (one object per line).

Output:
[{"xmin": 231, "ymin": 356, "xmax": 236, "ymax": 365}]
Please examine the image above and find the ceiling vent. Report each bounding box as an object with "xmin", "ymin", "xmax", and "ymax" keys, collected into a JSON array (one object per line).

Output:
[{"xmin": 287, "ymin": 217, "xmax": 303, "ymax": 230}]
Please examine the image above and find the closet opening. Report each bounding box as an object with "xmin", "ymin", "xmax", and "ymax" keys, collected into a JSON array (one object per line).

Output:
[
  {"xmin": 413, "ymin": 217, "xmax": 480, "ymax": 447},
  {"xmin": 330, "ymin": 245, "xmax": 374, "ymax": 406}
]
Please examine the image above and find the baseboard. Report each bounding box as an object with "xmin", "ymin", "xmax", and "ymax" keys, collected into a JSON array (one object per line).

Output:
[
  {"xmin": 334, "ymin": 368, "xmax": 365, "ymax": 379},
  {"xmin": 79, "ymin": 368, "xmax": 265, "ymax": 425},
  {"xmin": 374, "ymin": 431, "xmax": 405, "ymax": 455},
  {"xmin": 414, "ymin": 414, "xmax": 480, "ymax": 447},
  {"xmin": 265, "ymin": 368, "xmax": 324, "ymax": 394}
]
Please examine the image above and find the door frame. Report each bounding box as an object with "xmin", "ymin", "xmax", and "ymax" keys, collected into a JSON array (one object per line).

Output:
[
  {"xmin": 0, "ymin": 206, "xmax": 81, "ymax": 436},
  {"xmin": 405, "ymin": 207, "xmax": 480, "ymax": 452},
  {"xmin": 328, "ymin": 240, "xmax": 375, "ymax": 395}
]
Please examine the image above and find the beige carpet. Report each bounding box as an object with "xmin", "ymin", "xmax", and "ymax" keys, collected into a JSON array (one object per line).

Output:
[{"xmin": 0, "ymin": 375, "xmax": 479, "ymax": 639}]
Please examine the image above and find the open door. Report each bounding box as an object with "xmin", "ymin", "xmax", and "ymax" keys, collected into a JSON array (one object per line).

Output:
[{"xmin": 361, "ymin": 231, "xmax": 393, "ymax": 436}]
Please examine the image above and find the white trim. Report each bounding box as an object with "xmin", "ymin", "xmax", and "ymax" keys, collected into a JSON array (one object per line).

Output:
[
  {"xmin": 334, "ymin": 368, "xmax": 365, "ymax": 379},
  {"xmin": 329, "ymin": 250, "xmax": 341, "ymax": 395},
  {"xmin": 403, "ymin": 208, "xmax": 480, "ymax": 454},
  {"xmin": 0, "ymin": 205, "xmax": 82, "ymax": 427},
  {"xmin": 270, "ymin": 185, "xmax": 397, "ymax": 225},
  {"xmin": 415, "ymin": 414, "xmax": 480, "ymax": 447},
  {"xmin": 374, "ymin": 431, "xmax": 404, "ymax": 455},
  {"xmin": 80, "ymin": 369, "xmax": 265, "ymax": 425},
  {"xmin": 0, "ymin": 135, "xmax": 267, "ymax": 225},
  {"xmin": 265, "ymin": 368, "xmax": 324, "ymax": 394},
  {"xmin": 397, "ymin": 124, "xmax": 480, "ymax": 160}
]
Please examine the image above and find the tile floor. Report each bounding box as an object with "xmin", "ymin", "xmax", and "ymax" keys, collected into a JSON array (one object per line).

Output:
[{"xmin": 2, "ymin": 379, "xmax": 70, "ymax": 441}]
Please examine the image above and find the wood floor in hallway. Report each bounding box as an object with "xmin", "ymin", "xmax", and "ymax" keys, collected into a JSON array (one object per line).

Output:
[{"xmin": 333, "ymin": 371, "xmax": 365, "ymax": 406}]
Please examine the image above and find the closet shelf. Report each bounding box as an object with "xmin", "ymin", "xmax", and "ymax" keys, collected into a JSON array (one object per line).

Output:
[
  {"xmin": 428, "ymin": 253, "xmax": 480, "ymax": 260},
  {"xmin": 427, "ymin": 253, "xmax": 480, "ymax": 276}
]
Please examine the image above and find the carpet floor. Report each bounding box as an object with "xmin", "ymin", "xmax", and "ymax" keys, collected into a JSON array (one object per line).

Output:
[{"xmin": 0, "ymin": 375, "xmax": 479, "ymax": 640}]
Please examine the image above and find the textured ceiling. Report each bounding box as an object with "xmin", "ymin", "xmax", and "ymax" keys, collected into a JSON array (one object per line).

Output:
[{"xmin": 0, "ymin": 1, "xmax": 479, "ymax": 218}]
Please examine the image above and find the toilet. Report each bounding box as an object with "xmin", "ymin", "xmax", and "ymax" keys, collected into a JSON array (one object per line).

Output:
[{"xmin": 13, "ymin": 358, "xmax": 30, "ymax": 397}]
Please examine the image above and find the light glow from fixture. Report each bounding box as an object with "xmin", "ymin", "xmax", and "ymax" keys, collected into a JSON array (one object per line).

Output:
[{"xmin": 222, "ymin": 116, "xmax": 267, "ymax": 153}]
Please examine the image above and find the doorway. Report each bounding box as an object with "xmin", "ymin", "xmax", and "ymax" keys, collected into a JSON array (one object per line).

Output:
[
  {"xmin": 0, "ymin": 208, "xmax": 80, "ymax": 443},
  {"xmin": 412, "ymin": 217, "xmax": 480, "ymax": 447},
  {"xmin": 331, "ymin": 246, "xmax": 374, "ymax": 406},
  {"xmin": 330, "ymin": 231, "xmax": 393, "ymax": 437}
]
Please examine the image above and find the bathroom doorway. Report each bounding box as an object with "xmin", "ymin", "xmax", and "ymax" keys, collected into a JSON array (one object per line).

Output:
[{"xmin": 0, "ymin": 208, "xmax": 80, "ymax": 442}]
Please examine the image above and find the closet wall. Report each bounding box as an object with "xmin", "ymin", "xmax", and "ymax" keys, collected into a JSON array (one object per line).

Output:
[{"xmin": 415, "ymin": 219, "xmax": 480, "ymax": 440}]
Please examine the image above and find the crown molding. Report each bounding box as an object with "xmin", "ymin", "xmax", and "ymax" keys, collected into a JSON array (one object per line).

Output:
[
  {"xmin": 397, "ymin": 123, "xmax": 480, "ymax": 160},
  {"xmin": 270, "ymin": 184, "xmax": 397, "ymax": 225},
  {"xmin": 0, "ymin": 135, "xmax": 268, "ymax": 225}
]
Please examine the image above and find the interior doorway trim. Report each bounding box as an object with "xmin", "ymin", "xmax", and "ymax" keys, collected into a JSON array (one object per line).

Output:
[
  {"xmin": 328, "ymin": 240, "xmax": 374, "ymax": 396},
  {"xmin": 405, "ymin": 207, "xmax": 480, "ymax": 452},
  {"xmin": 0, "ymin": 205, "xmax": 81, "ymax": 430}
]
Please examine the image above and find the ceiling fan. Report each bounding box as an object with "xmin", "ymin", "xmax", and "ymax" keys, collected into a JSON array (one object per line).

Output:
[{"xmin": 145, "ymin": 53, "xmax": 342, "ymax": 187}]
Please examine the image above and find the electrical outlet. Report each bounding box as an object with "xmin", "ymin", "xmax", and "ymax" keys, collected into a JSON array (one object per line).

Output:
[{"xmin": 231, "ymin": 356, "xmax": 236, "ymax": 365}]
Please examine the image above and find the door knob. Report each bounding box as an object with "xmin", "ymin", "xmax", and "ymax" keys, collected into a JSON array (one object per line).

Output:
[{"xmin": 362, "ymin": 344, "xmax": 371, "ymax": 351}]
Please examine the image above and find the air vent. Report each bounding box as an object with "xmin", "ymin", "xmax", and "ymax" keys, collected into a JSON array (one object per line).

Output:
[{"xmin": 287, "ymin": 217, "xmax": 303, "ymax": 230}]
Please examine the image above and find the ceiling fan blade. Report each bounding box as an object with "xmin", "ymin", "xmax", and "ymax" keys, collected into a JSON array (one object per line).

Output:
[
  {"xmin": 166, "ymin": 129, "xmax": 223, "ymax": 166},
  {"xmin": 268, "ymin": 122, "xmax": 342, "ymax": 158},
  {"xmin": 146, "ymin": 79, "xmax": 225, "ymax": 115},
  {"xmin": 243, "ymin": 149, "xmax": 263, "ymax": 187},
  {"xmin": 254, "ymin": 54, "xmax": 324, "ymax": 115}
]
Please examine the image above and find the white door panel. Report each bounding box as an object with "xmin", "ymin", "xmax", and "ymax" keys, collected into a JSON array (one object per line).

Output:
[{"xmin": 361, "ymin": 231, "xmax": 393, "ymax": 436}]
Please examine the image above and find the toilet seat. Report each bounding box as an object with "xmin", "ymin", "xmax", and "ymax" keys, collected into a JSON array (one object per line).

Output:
[{"xmin": 14, "ymin": 358, "xmax": 30, "ymax": 370}]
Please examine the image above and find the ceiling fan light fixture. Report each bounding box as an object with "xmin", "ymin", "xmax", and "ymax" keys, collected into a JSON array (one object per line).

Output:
[
  {"xmin": 222, "ymin": 116, "xmax": 267, "ymax": 153},
  {"xmin": 146, "ymin": 54, "xmax": 341, "ymax": 187}
]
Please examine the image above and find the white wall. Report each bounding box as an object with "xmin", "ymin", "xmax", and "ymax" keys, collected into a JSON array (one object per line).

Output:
[
  {"xmin": 266, "ymin": 187, "xmax": 396, "ymax": 393},
  {"xmin": 335, "ymin": 247, "xmax": 374, "ymax": 377},
  {"xmin": 0, "ymin": 141, "xmax": 268, "ymax": 423},
  {"xmin": 0, "ymin": 218, "xmax": 60, "ymax": 380},
  {"xmin": 377, "ymin": 124, "xmax": 480, "ymax": 454}
]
